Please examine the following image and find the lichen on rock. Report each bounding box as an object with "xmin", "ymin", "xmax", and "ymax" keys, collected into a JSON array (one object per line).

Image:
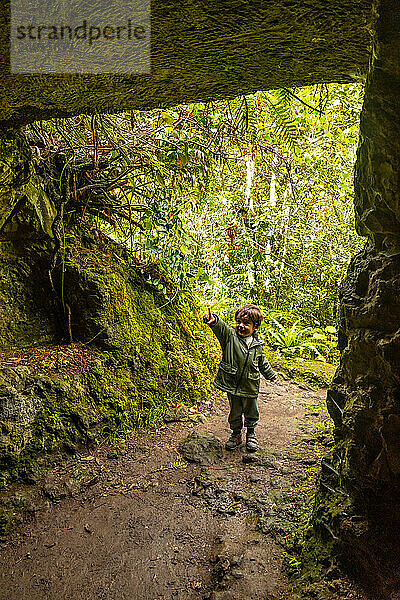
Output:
[{"xmin": 0, "ymin": 366, "xmax": 42, "ymax": 424}]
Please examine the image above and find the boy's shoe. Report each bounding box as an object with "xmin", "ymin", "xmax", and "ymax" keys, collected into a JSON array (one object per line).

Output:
[
  {"xmin": 225, "ymin": 431, "xmax": 243, "ymax": 450},
  {"xmin": 246, "ymin": 431, "xmax": 258, "ymax": 452}
]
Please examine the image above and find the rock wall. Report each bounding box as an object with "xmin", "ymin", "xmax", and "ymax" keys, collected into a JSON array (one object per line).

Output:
[
  {"xmin": 0, "ymin": 128, "xmax": 59, "ymax": 349},
  {"xmin": 0, "ymin": 161, "xmax": 218, "ymax": 493},
  {"xmin": 313, "ymin": 1, "xmax": 400, "ymax": 596},
  {"xmin": 0, "ymin": 128, "xmax": 32, "ymax": 227}
]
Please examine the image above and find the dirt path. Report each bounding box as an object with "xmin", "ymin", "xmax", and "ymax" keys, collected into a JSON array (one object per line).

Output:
[{"xmin": 0, "ymin": 379, "xmax": 362, "ymax": 600}]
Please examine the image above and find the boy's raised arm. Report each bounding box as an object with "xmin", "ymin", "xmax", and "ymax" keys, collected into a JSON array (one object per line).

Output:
[
  {"xmin": 202, "ymin": 308, "xmax": 215, "ymax": 324},
  {"xmin": 203, "ymin": 313, "xmax": 231, "ymax": 349}
]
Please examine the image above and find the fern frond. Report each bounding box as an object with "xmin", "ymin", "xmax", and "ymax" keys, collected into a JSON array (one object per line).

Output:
[{"xmin": 264, "ymin": 90, "xmax": 298, "ymax": 150}]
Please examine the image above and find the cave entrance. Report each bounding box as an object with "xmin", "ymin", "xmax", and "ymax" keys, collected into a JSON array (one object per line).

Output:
[{"xmin": 1, "ymin": 0, "xmax": 400, "ymax": 595}]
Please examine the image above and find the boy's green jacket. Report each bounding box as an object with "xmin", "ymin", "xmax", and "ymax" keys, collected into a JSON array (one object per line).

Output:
[{"xmin": 208, "ymin": 316, "xmax": 276, "ymax": 398}]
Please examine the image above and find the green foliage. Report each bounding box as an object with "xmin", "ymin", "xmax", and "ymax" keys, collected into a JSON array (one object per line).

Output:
[
  {"xmin": 266, "ymin": 317, "xmax": 323, "ymax": 359},
  {"xmin": 310, "ymin": 326, "xmax": 339, "ymax": 364},
  {"xmin": 185, "ymin": 84, "xmax": 363, "ymax": 327},
  {"xmin": 264, "ymin": 316, "xmax": 339, "ymax": 362},
  {"xmin": 263, "ymin": 89, "xmax": 299, "ymax": 148},
  {"xmin": 24, "ymin": 83, "xmax": 363, "ymax": 329},
  {"xmin": 152, "ymin": 460, "xmax": 187, "ymax": 473}
]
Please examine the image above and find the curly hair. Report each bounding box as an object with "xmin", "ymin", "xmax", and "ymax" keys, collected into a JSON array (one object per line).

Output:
[{"xmin": 234, "ymin": 304, "xmax": 264, "ymax": 329}]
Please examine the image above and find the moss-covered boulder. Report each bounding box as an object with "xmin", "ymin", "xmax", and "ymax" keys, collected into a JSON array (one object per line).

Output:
[
  {"xmin": 263, "ymin": 347, "xmax": 336, "ymax": 389},
  {"xmin": 0, "ymin": 230, "xmax": 218, "ymax": 490},
  {"xmin": 0, "ymin": 236, "xmax": 60, "ymax": 350}
]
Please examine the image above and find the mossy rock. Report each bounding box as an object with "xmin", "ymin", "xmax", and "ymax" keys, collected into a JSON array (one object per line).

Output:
[
  {"xmin": 263, "ymin": 348, "xmax": 336, "ymax": 388},
  {"xmin": 178, "ymin": 431, "xmax": 223, "ymax": 465},
  {"xmin": 0, "ymin": 231, "xmax": 219, "ymax": 493}
]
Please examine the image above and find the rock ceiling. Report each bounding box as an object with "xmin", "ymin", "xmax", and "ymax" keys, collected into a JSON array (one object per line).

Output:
[{"xmin": 0, "ymin": 0, "xmax": 373, "ymax": 126}]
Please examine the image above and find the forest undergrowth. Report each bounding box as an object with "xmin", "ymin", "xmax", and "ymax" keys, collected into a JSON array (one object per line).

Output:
[
  {"xmin": 21, "ymin": 82, "xmax": 364, "ymax": 355},
  {"xmin": 0, "ymin": 81, "xmax": 369, "ymax": 598}
]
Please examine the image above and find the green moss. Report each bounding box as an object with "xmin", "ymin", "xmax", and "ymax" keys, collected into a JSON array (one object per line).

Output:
[
  {"xmin": 0, "ymin": 507, "xmax": 15, "ymax": 535},
  {"xmin": 0, "ymin": 128, "xmax": 32, "ymax": 224},
  {"xmin": 0, "ymin": 238, "xmax": 59, "ymax": 350},
  {"xmin": 264, "ymin": 347, "xmax": 337, "ymax": 388},
  {"xmin": 65, "ymin": 233, "xmax": 217, "ymax": 403},
  {"xmin": 0, "ymin": 233, "xmax": 219, "ymax": 492}
]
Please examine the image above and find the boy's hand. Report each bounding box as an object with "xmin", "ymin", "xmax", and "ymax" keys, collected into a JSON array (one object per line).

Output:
[{"xmin": 203, "ymin": 313, "xmax": 216, "ymax": 324}]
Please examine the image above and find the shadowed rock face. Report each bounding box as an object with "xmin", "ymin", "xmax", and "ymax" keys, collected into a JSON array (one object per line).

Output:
[
  {"xmin": 0, "ymin": 0, "xmax": 372, "ymax": 126},
  {"xmin": 354, "ymin": 2, "xmax": 400, "ymax": 250},
  {"xmin": 323, "ymin": 247, "xmax": 400, "ymax": 592},
  {"xmin": 314, "ymin": 1, "xmax": 400, "ymax": 595}
]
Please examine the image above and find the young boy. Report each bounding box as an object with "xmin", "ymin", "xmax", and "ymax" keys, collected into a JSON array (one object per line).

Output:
[{"xmin": 203, "ymin": 304, "xmax": 276, "ymax": 452}]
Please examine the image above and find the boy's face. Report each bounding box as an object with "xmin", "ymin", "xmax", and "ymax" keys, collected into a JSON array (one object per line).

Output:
[{"xmin": 235, "ymin": 314, "xmax": 257, "ymax": 338}]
